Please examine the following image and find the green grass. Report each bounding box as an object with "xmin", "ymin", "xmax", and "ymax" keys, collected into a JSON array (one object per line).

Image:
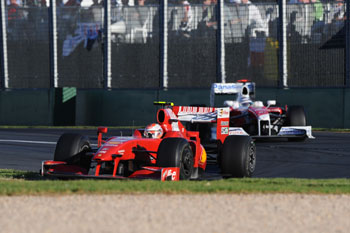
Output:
[
  {"xmin": 313, "ymin": 128, "xmax": 350, "ymax": 132},
  {"xmin": 0, "ymin": 169, "xmax": 349, "ymax": 196}
]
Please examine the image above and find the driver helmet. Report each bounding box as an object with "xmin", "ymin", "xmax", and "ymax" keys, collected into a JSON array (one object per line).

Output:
[
  {"xmin": 239, "ymin": 96, "xmax": 252, "ymax": 107},
  {"xmin": 144, "ymin": 123, "xmax": 164, "ymax": 139}
]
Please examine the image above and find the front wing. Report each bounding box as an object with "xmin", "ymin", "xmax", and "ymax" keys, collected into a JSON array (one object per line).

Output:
[
  {"xmin": 41, "ymin": 161, "xmax": 180, "ymax": 181},
  {"xmin": 226, "ymin": 126, "xmax": 314, "ymax": 140}
]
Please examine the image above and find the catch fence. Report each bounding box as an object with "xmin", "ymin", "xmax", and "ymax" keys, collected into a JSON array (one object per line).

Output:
[{"xmin": 0, "ymin": 0, "xmax": 348, "ymax": 89}]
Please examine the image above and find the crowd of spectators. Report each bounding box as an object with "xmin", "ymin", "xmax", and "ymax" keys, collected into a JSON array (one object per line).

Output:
[{"xmin": 4, "ymin": 0, "xmax": 348, "ymax": 45}]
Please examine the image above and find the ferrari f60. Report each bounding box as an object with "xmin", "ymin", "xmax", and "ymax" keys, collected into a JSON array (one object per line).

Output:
[{"xmin": 41, "ymin": 102, "xmax": 256, "ymax": 181}]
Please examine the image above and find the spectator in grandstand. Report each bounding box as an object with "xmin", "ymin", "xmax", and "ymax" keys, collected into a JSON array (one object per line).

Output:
[
  {"xmin": 89, "ymin": 0, "xmax": 103, "ymax": 22},
  {"xmin": 229, "ymin": 0, "xmax": 267, "ymax": 37},
  {"xmin": 179, "ymin": 0, "xmax": 193, "ymax": 38},
  {"xmin": 7, "ymin": 0, "xmax": 24, "ymax": 22},
  {"xmin": 231, "ymin": 0, "xmax": 268, "ymax": 79},
  {"xmin": 197, "ymin": 0, "xmax": 217, "ymax": 37},
  {"xmin": 241, "ymin": 0, "xmax": 267, "ymax": 35},
  {"xmin": 130, "ymin": 0, "xmax": 150, "ymax": 42},
  {"xmin": 321, "ymin": 0, "xmax": 344, "ymax": 38},
  {"xmin": 91, "ymin": 0, "xmax": 101, "ymax": 6},
  {"xmin": 108, "ymin": 0, "xmax": 128, "ymax": 42},
  {"xmin": 137, "ymin": 0, "xmax": 145, "ymax": 6},
  {"xmin": 245, "ymin": 0, "xmax": 267, "ymax": 68},
  {"xmin": 41, "ymin": 0, "xmax": 47, "ymax": 6},
  {"xmin": 311, "ymin": 0, "xmax": 324, "ymax": 23},
  {"xmin": 330, "ymin": 0, "xmax": 345, "ymax": 21},
  {"xmin": 134, "ymin": 0, "xmax": 148, "ymax": 25},
  {"xmin": 7, "ymin": 0, "xmax": 25, "ymax": 40},
  {"xmin": 289, "ymin": 0, "xmax": 326, "ymax": 43},
  {"xmin": 209, "ymin": 0, "xmax": 218, "ymax": 29},
  {"xmin": 309, "ymin": 0, "xmax": 325, "ymax": 42},
  {"xmin": 25, "ymin": 0, "xmax": 40, "ymax": 39},
  {"xmin": 226, "ymin": 0, "xmax": 248, "ymax": 43}
]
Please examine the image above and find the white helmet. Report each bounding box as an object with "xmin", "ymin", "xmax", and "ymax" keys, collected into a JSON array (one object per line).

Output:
[
  {"xmin": 239, "ymin": 96, "xmax": 252, "ymax": 107},
  {"xmin": 144, "ymin": 123, "xmax": 164, "ymax": 139}
]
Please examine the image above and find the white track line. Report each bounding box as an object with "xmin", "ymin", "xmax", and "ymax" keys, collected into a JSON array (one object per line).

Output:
[
  {"xmin": 0, "ymin": 139, "xmax": 56, "ymax": 145},
  {"xmin": 0, "ymin": 139, "xmax": 97, "ymax": 147}
]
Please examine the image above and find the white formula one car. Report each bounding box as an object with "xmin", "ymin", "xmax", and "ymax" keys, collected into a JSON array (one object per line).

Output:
[{"xmin": 190, "ymin": 80, "xmax": 314, "ymax": 142}]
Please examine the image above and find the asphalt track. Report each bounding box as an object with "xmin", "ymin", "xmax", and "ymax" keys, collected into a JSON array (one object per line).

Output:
[{"xmin": 0, "ymin": 129, "xmax": 349, "ymax": 178}]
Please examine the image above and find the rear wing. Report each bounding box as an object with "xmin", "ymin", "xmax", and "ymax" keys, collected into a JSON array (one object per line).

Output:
[
  {"xmin": 172, "ymin": 106, "xmax": 230, "ymax": 143},
  {"xmin": 210, "ymin": 82, "xmax": 255, "ymax": 106},
  {"xmin": 172, "ymin": 106, "xmax": 217, "ymax": 123}
]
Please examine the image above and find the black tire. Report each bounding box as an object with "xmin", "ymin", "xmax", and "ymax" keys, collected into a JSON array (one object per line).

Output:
[
  {"xmin": 286, "ymin": 106, "xmax": 306, "ymax": 126},
  {"xmin": 157, "ymin": 138, "xmax": 194, "ymax": 180},
  {"xmin": 219, "ymin": 135, "xmax": 256, "ymax": 178},
  {"xmin": 286, "ymin": 106, "xmax": 307, "ymax": 142},
  {"xmin": 54, "ymin": 133, "xmax": 91, "ymax": 169}
]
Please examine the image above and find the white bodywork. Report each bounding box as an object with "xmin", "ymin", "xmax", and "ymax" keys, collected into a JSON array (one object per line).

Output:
[
  {"xmin": 209, "ymin": 82, "xmax": 314, "ymax": 139},
  {"xmin": 210, "ymin": 83, "xmax": 254, "ymax": 107},
  {"xmin": 278, "ymin": 126, "xmax": 315, "ymax": 139}
]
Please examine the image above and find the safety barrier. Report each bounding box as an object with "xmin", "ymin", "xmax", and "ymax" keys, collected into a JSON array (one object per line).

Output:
[{"xmin": 0, "ymin": 88, "xmax": 349, "ymax": 128}]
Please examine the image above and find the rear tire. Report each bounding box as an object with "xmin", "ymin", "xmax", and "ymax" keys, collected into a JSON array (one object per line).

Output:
[
  {"xmin": 157, "ymin": 138, "xmax": 194, "ymax": 180},
  {"xmin": 219, "ymin": 136, "xmax": 256, "ymax": 178},
  {"xmin": 54, "ymin": 133, "xmax": 91, "ymax": 169}
]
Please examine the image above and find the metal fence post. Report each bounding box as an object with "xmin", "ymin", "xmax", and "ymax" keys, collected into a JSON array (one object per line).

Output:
[
  {"xmin": 160, "ymin": 0, "xmax": 168, "ymax": 89},
  {"xmin": 278, "ymin": 0, "xmax": 287, "ymax": 88},
  {"xmin": 217, "ymin": 0, "xmax": 226, "ymax": 83},
  {"xmin": 346, "ymin": 0, "xmax": 350, "ymax": 86},
  {"xmin": 0, "ymin": 0, "xmax": 9, "ymax": 89},
  {"xmin": 103, "ymin": 0, "xmax": 112, "ymax": 89},
  {"xmin": 49, "ymin": 0, "xmax": 58, "ymax": 88}
]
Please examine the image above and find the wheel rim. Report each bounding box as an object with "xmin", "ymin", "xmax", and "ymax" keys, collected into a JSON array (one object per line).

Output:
[
  {"xmin": 80, "ymin": 144, "xmax": 90, "ymax": 153},
  {"xmin": 181, "ymin": 147, "xmax": 193, "ymax": 177},
  {"xmin": 248, "ymin": 142, "xmax": 256, "ymax": 172}
]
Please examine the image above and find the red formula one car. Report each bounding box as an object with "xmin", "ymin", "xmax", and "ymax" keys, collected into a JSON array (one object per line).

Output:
[
  {"xmin": 42, "ymin": 102, "xmax": 256, "ymax": 181},
  {"xmin": 208, "ymin": 81, "xmax": 314, "ymax": 141}
]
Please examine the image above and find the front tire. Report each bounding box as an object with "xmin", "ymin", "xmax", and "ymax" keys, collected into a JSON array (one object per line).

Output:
[
  {"xmin": 286, "ymin": 106, "xmax": 307, "ymax": 142},
  {"xmin": 157, "ymin": 138, "xmax": 194, "ymax": 180},
  {"xmin": 286, "ymin": 106, "xmax": 306, "ymax": 126},
  {"xmin": 54, "ymin": 133, "xmax": 92, "ymax": 170},
  {"xmin": 219, "ymin": 135, "xmax": 256, "ymax": 178}
]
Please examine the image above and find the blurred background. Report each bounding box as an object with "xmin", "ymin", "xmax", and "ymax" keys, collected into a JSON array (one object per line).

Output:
[
  {"xmin": 1, "ymin": 0, "xmax": 350, "ymax": 127},
  {"xmin": 1, "ymin": 0, "xmax": 347, "ymax": 89}
]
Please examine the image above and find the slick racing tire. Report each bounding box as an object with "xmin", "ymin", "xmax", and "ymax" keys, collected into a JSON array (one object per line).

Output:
[
  {"xmin": 54, "ymin": 133, "xmax": 91, "ymax": 169},
  {"xmin": 157, "ymin": 138, "xmax": 194, "ymax": 180},
  {"xmin": 287, "ymin": 106, "xmax": 306, "ymax": 126},
  {"xmin": 286, "ymin": 106, "xmax": 307, "ymax": 142},
  {"xmin": 219, "ymin": 135, "xmax": 256, "ymax": 178}
]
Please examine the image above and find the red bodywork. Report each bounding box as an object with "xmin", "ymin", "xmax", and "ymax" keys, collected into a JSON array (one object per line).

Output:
[{"xmin": 42, "ymin": 105, "xmax": 230, "ymax": 181}]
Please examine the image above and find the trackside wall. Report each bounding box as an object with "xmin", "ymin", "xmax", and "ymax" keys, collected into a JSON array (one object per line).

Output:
[
  {"xmin": 0, "ymin": 88, "xmax": 349, "ymax": 128},
  {"xmin": 75, "ymin": 89, "xmax": 158, "ymax": 126},
  {"xmin": 76, "ymin": 88, "xmax": 348, "ymax": 128},
  {"xmin": 0, "ymin": 90, "xmax": 54, "ymax": 125},
  {"xmin": 256, "ymin": 88, "xmax": 345, "ymax": 128}
]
